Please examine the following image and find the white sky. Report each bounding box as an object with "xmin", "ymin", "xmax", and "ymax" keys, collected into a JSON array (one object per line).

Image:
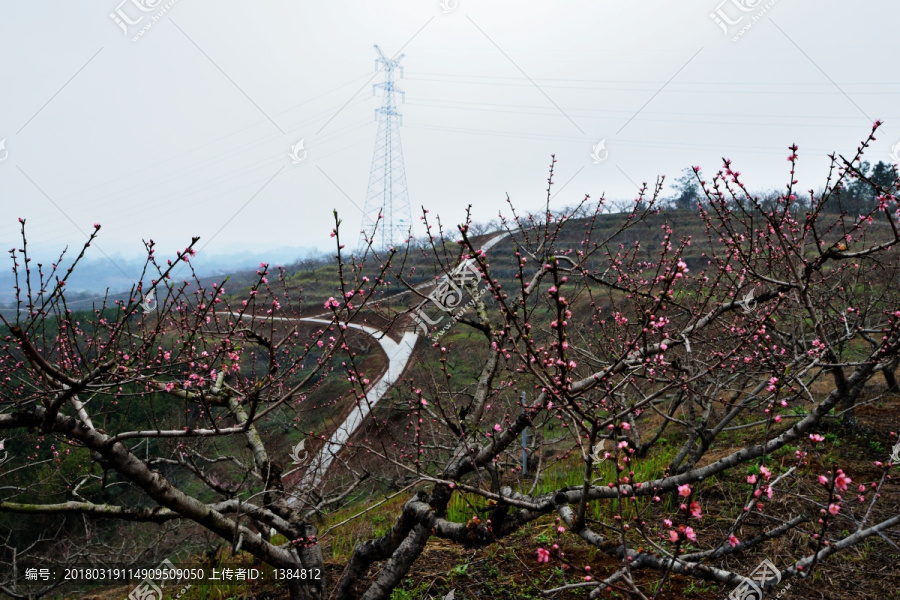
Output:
[{"xmin": 1, "ymin": 0, "xmax": 898, "ymax": 266}]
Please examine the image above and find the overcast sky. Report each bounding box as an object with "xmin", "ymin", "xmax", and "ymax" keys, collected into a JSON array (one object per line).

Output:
[{"xmin": 1, "ymin": 0, "xmax": 898, "ymax": 270}]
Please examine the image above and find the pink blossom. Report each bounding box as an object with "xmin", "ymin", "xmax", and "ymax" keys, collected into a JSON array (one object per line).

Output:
[
  {"xmin": 493, "ymin": 424, "xmax": 502, "ymax": 432},
  {"xmin": 834, "ymin": 469, "xmax": 852, "ymax": 491},
  {"xmin": 621, "ymin": 422, "xmax": 631, "ymax": 430},
  {"xmin": 684, "ymin": 527, "xmax": 697, "ymax": 541},
  {"xmin": 728, "ymin": 535, "xmax": 739, "ymax": 548},
  {"xmin": 678, "ymin": 484, "xmax": 692, "ymax": 497},
  {"xmin": 809, "ymin": 434, "xmax": 825, "ymax": 443},
  {"xmin": 536, "ymin": 547, "xmax": 550, "ymax": 563},
  {"xmin": 747, "ymin": 474, "xmax": 757, "ymax": 484},
  {"xmin": 690, "ymin": 501, "xmax": 702, "ymax": 519},
  {"xmin": 668, "ymin": 530, "xmax": 679, "ymax": 543},
  {"xmin": 664, "ymin": 519, "xmax": 672, "ymax": 527},
  {"xmin": 557, "ymin": 525, "xmax": 566, "ymax": 533},
  {"xmin": 819, "ymin": 475, "xmax": 829, "ymax": 486},
  {"xmin": 828, "ymin": 503, "xmax": 841, "ymax": 515}
]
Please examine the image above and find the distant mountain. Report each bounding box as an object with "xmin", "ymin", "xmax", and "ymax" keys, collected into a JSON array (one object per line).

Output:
[{"xmin": 0, "ymin": 245, "xmax": 324, "ymax": 306}]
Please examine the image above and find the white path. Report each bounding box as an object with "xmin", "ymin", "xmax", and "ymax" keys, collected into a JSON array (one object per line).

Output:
[
  {"xmin": 221, "ymin": 312, "xmax": 417, "ymax": 490},
  {"xmin": 298, "ymin": 320, "xmax": 418, "ymax": 488},
  {"xmin": 222, "ymin": 230, "xmax": 511, "ymax": 492}
]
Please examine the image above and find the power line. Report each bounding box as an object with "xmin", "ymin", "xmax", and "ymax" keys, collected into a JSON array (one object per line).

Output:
[
  {"xmin": 405, "ymin": 101, "xmax": 891, "ymax": 128},
  {"xmin": 404, "ymin": 76, "xmax": 900, "ymax": 95},
  {"xmin": 404, "ymin": 70, "xmax": 900, "ymax": 86}
]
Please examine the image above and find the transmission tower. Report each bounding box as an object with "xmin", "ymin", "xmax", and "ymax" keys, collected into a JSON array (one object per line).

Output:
[{"xmin": 359, "ymin": 44, "xmax": 412, "ymax": 251}]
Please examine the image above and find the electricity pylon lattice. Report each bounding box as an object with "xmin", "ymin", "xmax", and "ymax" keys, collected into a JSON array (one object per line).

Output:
[{"xmin": 359, "ymin": 44, "xmax": 412, "ymax": 251}]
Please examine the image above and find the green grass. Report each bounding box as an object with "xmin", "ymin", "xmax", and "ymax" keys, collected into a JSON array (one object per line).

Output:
[
  {"xmin": 389, "ymin": 581, "xmax": 431, "ymax": 600},
  {"xmin": 444, "ymin": 443, "xmax": 680, "ymax": 525}
]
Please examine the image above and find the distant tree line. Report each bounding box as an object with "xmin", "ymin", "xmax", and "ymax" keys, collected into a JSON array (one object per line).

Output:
[{"xmin": 661, "ymin": 161, "xmax": 897, "ymax": 214}]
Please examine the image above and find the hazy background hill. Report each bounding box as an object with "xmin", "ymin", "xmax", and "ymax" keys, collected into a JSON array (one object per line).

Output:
[{"xmin": 0, "ymin": 244, "xmax": 323, "ymax": 307}]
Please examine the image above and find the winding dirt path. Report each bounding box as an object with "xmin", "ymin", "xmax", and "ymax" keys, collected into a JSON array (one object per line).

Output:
[
  {"xmin": 226, "ymin": 231, "xmax": 510, "ymax": 490},
  {"xmin": 298, "ymin": 320, "xmax": 418, "ymax": 488}
]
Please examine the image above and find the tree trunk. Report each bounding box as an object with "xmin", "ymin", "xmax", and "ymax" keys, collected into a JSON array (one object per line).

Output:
[
  {"xmin": 884, "ymin": 364, "xmax": 900, "ymax": 393},
  {"xmin": 359, "ymin": 525, "xmax": 431, "ymax": 600},
  {"xmin": 840, "ymin": 380, "xmax": 866, "ymax": 429},
  {"xmin": 286, "ymin": 523, "xmax": 326, "ymax": 600},
  {"xmin": 288, "ymin": 577, "xmax": 321, "ymax": 600}
]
